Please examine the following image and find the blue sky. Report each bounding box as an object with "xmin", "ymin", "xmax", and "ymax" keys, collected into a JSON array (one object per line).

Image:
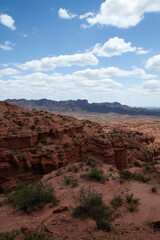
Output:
[{"xmin": 1, "ymin": 0, "xmax": 160, "ymax": 106}]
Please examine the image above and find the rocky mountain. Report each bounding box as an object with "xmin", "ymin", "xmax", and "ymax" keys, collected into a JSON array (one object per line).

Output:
[{"xmin": 5, "ymin": 99, "xmax": 160, "ymax": 116}]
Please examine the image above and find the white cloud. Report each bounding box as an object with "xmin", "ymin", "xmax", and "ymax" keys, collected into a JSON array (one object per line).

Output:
[
  {"xmin": 0, "ymin": 68, "xmax": 20, "ymax": 77},
  {"xmin": 16, "ymin": 53, "xmax": 98, "ymax": 71},
  {"xmin": 92, "ymin": 37, "xmax": 136, "ymax": 57},
  {"xmin": 146, "ymin": 54, "xmax": 160, "ymax": 71},
  {"xmin": 136, "ymin": 47, "xmax": 149, "ymax": 55},
  {"xmin": 58, "ymin": 8, "xmax": 77, "ymax": 19},
  {"xmin": 79, "ymin": 12, "xmax": 94, "ymax": 19},
  {"xmin": 85, "ymin": 0, "xmax": 160, "ymax": 28},
  {"xmin": 0, "ymin": 71, "xmax": 122, "ymax": 100},
  {"xmin": 0, "ymin": 14, "xmax": 16, "ymax": 30},
  {"xmin": 73, "ymin": 67, "xmax": 156, "ymax": 79},
  {"xmin": 142, "ymin": 80, "xmax": 160, "ymax": 92},
  {"xmin": 0, "ymin": 41, "xmax": 15, "ymax": 51}
]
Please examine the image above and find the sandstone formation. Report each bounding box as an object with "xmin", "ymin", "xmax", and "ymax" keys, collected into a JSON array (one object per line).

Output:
[{"xmin": 0, "ymin": 101, "xmax": 158, "ymax": 191}]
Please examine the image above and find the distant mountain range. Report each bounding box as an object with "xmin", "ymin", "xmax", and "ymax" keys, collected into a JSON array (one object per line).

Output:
[{"xmin": 5, "ymin": 99, "xmax": 160, "ymax": 116}]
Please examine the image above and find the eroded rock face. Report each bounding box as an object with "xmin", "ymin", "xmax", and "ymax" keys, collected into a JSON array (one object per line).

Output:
[{"xmin": 0, "ymin": 101, "xmax": 157, "ymax": 191}]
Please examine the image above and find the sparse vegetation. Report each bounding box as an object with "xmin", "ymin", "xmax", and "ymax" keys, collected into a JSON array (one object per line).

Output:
[
  {"xmin": 151, "ymin": 186, "xmax": 157, "ymax": 193},
  {"xmin": 111, "ymin": 195, "xmax": 123, "ymax": 210},
  {"xmin": 120, "ymin": 170, "xmax": 151, "ymax": 183},
  {"xmin": 85, "ymin": 157, "xmax": 100, "ymax": 167},
  {"xmin": 7, "ymin": 183, "xmax": 57, "ymax": 213},
  {"xmin": 23, "ymin": 231, "xmax": 53, "ymax": 240},
  {"xmin": 73, "ymin": 187, "xmax": 116, "ymax": 231},
  {"xmin": 81, "ymin": 167, "xmax": 106, "ymax": 183},
  {"xmin": 0, "ymin": 230, "xmax": 19, "ymax": 240},
  {"xmin": 125, "ymin": 193, "xmax": 140, "ymax": 212},
  {"xmin": 64, "ymin": 175, "xmax": 78, "ymax": 188}
]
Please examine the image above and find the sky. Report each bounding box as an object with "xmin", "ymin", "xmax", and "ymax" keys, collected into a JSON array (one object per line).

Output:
[{"xmin": 1, "ymin": 0, "xmax": 160, "ymax": 107}]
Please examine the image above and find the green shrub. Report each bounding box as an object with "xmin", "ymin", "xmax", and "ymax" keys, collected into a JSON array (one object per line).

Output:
[
  {"xmin": 134, "ymin": 174, "xmax": 151, "ymax": 183},
  {"xmin": 8, "ymin": 183, "xmax": 57, "ymax": 213},
  {"xmin": 126, "ymin": 193, "xmax": 134, "ymax": 203},
  {"xmin": 23, "ymin": 231, "xmax": 53, "ymax": 240},
  {"xmin": 72, "ymin": 165, "xmax": 79, "ymax": 172},
  {"xmin": 120, "ymin": 170, "xmax": 133, "ymax": 180},
  {"xmin": 0, "ymin": 230, "xmax": 19, "ymax": 240},
  {"xmin": 64, "ymin": 175, "xmax": 71, "ymax": 185},
  {"xmin": 73, "ymin": 187, "xmax": 116, "ymax": 231},
  {"xmin": 125, "ymin": 193, "xmax": 140, "ymax": 212},
  {"xmin": 85, "ymin": 157, "xmax": 99, "ymax": 167},
  {"xmin": 88, "ymin": 168, "xmax": 106, "ymax": 183},
  {"xmin": 151, "ymin": 186, "xmax": 157, "ymax": 193},
  {"xmin": 120, "ymin": 170, "xmax": 151, "ymax": 183},
  {"xmin": 55, "ymin": 171, "xmax": 62, "ymax": 176},
  {"xmin": 64, "ymin": 176, "xmax": 78, "ymax": 188},
  {"xmin": 111, "ymin": 195, "xmax": 123, "ymax": 210},
  {"xmin": 71, "ymin": 179, "xmax": 78, "ymax": 188},
  {"xmin": 0, "ymin": 200, "xmax": 3, "ymax": 207}
]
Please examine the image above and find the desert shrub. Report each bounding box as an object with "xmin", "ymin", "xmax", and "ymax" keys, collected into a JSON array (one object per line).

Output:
[
  {"xmin": 73, "ymin": 187, "xmax": 115, "ymax": 231},
  {"xmin": 72, "ymin": 165, "xmax": 79, "ymax": 172},
  {"xmin": 111, "ymin": 195, "xmax": 123, "ymax": 210},
  {"xmin": 23, "ymin": 231, "xmax": 53, "ymax": 240},
  {"xmin": 71, "ymin": 179, "xmax": 78, "ymax": 188},
  {"xmin": 64, "ymin": 175, "xmax": 71, "ymax": 185},
  {"xmin": 64, "ymin": 176, "xmax": 78, "ymax": 188},
  {"xmin": 0, "ymin": 200, "xmax": 3, "ymax": 207},
  {"xmin": 85, "ymin": 157, "xmax": 99, "ymax": 167},
  {"xmin": 134, "ymin": 174, "xmax": 151, "ymax": 183},
  {"xmin": 127, "ymin": 203, "xmax": 138, "ymax": 212},
  {"xmin": 125, "ymin": 193, "xmax": 140, "ymax": 212},
  {"xmin": 120, "ymin": 170, "xmax": 133, "ymax": 180},
  {"xmin": 8, "ymin": 183, "xmax": 57, "ymax": 213},
  {"xmin": 55, "ymin": 171, "xmax": 62, "ymax": 176},
  {"xmin": 151, "ymin": 186, "xmax": 157, "ymax": 193},
  {"xmin": 88, "ymin": 168, "xmax": 106, "ymax": 183},
  {"xmin": 120, "ymin": 170, "xmax": 151, "ymax": 183},
  {"xmin": 126, "ymin": 193, "xmax": 134, "ymax": 203},
  {"xmin": 0, "ymin": 230, "xmax": 19, "ymax": 240}
]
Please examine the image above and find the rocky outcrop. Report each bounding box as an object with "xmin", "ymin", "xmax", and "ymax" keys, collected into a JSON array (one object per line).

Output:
[
  {"xmin": 0, "ymin": 101, "xmax": 157, "ymax": 191},
  {"xmin": 5, "ymin": 98, "xmax": 160, "ymax": 116}
]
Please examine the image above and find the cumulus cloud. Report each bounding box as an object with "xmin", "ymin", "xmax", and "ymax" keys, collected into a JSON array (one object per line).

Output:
[
  {"xmin": 146, "ymin": 54, "xmax": 160, "ymax": 71},
  {"xmin": 0, "ymin": 14, "xmax": 16, "ymax": 30},
  {"xmin": 58, "ymin": 8, "xmax": 77, "ymax": 19},
  {"xmin": 0, "ymin": 41, "xmax": 15, "ymax": 51},
  {"xmin": 73, "ymin": 67, "xmax": 156, "ymax": 79},
  {"xmin": 79, "ymin": 12, "xmax": 94, "ymax": 19},
  {"xmin": 0, "ymin": 68, "xmax": 20, "ymax": 77},
  {"xmin": 0, "ymin": 70, "xmax": 122, "ymax": 100},
  {"xmin": 16, "ymin": 53, "xmax": 98, "ymax": 71},
  {"xmin": 92, "ymin": 37, "xmax": 136, "ymax": 57},
  {"xmin": 142, "ymin": 80, "xmax": 160, "ymax": 92},
  {"xmin": 84, "ymin": 0, "xmax": 160, "ymax": 28}
]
